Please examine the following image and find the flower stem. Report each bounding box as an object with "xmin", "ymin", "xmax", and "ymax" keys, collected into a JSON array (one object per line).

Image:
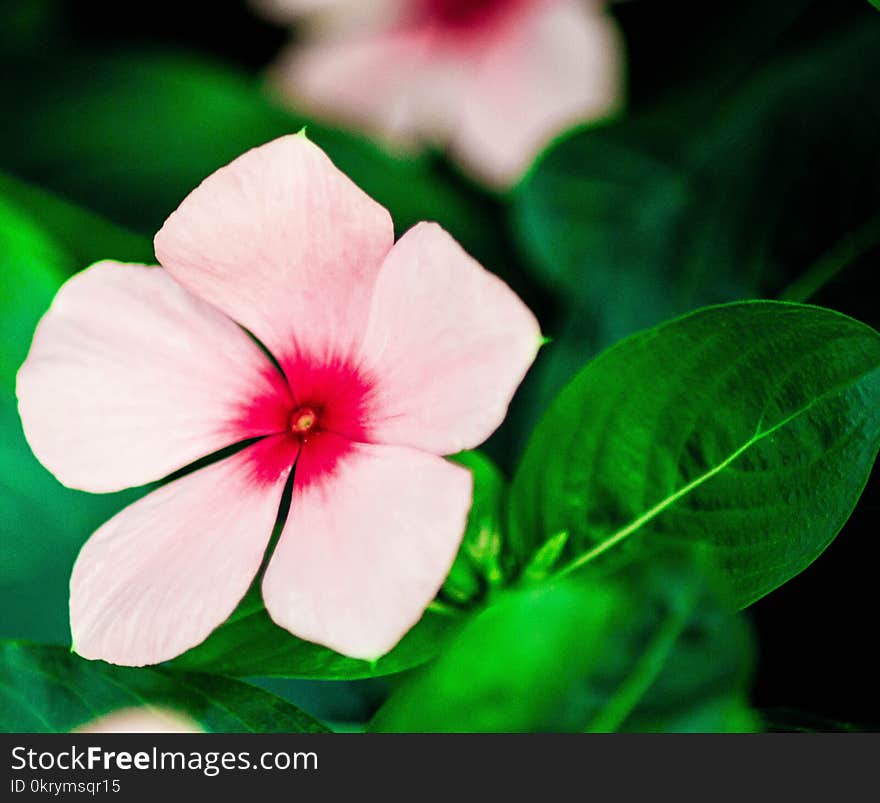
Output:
[
  {"xmin": 779, "ymin": 212, "xmax": 880, "ymax": 303},
  {"xmin": 583, "ymin": 592, "xmax": 693, "ymax": 733}
]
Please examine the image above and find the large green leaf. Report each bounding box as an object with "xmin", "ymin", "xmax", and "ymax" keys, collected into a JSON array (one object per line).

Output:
[
  {"xmin": 370, "ymin": 552, "xmax": 756, "ymax": 733},
  {"xmin": 0, "ymin": 190, "xmax": 147, "ymax": 642},
  {"xmin": 169, "ymin": 586, "xmax": 463, "ymax": 680},
  {"xmin": 0, "ymin": 641, "xmax": 327, "ymax": 733},
  {"xmin": 509, "ymin": 19, "xmax": 880, "ymax": 439},
  {"xmin": 509, "ymin": 302, "xmax": 880, "ymax": 607},
  {"xmin": 0, "ymin": 50, "xmax": 502, "ymax": 272}
]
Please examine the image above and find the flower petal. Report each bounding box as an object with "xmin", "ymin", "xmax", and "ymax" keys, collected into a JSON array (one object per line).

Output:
[
  {"xmin": 262, "ymin": 436, "xmax": 472, "ymax": 659},
  {"xmin": 272, "ymin": 30, "xmax": 440, "ymax": 151},
  {"xmin": 154, "ymin": 134, "xmax": 394, "ymax": 360},
  {"xmin": 70, "ymin": 435, "xmax": 298, "ymax": 667},
  {"xmin": 358, "ymin": 222, "xmax": 540, "ymax": 454},
  {"xmin": 451, "ymin": 0, "xmax": 625, "ymax": 187},
  {"xmin": 256, "ymin": 0, "xmax": 342, "ymax": 18},
  {"xmin": 17, "ymin": 261, "xmax": 290, "ymax": 493},
  {"xmin": 255, "ymin": 0, "xmax": 401, "ymax": 33},
  {"xmin": 74, "ymin": 707, "xmax": 202, "ymax": 733}
]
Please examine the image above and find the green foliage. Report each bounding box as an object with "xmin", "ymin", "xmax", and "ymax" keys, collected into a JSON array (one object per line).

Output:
[
  {"xmin": 0, "ymin": 171, "xmax": 152, "ymax": 269},
  {"xmin": 0, "ymin": 641, "xmax": 328, "ymax": 733},
  {"xmin": 510, "ymin": 19, "xmax": 880, "ymax": 432},
  {"xmin": 370, "ymin": 581, "xmax": 619, "ymax": 732},
  {"xmin": 510, "ymin": 302, "xmax": 880, "ymax": 607},
  {"xmin": 585, "ymin": 555, "xmax": 757, "ymax": 733},
  {"xmin": 0, "ymin": 190, "xmax": 147, "ymax": 643},
  {"xmin": 169, "ymin": 586, "xmax": 463, "ymax": 680},
  {"xmin": 0, "ymin": 171, "xmax": 150, "ymax": 390},
  {"xmin": 0, "ymin": 194, "xmax": 66, "ymax": 389},
  {"xmin": 441, "ymin": 451, "xmax": 508, "ymax": 602},
  {"xmin": 521, "ymin": 530, "xmax": 569, "ymax": 583},
  {"xmin": 370, "ymin": 551, "xmax": 757, "ymax": 733},
  {"xmin": 0, "ymin": 50, "xmax": 504, "ymax": 273},
  {"xmin": 517, "ymin": 20, "xmax": 880, "ymax": 312}
]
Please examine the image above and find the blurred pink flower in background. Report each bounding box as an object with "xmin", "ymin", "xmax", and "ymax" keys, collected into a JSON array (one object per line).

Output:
[
  {"xmin": 260, "ymin": 0, "xmax": 625, "ymax": 188},
  {"xmin": 74, "ymin": 707, "xmax": 201, "ymax": 733},
  {"xmin": 17, "ymin": 134, "xmax": 540, "ymax": 666}
]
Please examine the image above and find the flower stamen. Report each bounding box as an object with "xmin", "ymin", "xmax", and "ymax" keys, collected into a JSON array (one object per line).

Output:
[{"xmin": 289, "ymin": 406, "xmax": 318, "ymax": 435}]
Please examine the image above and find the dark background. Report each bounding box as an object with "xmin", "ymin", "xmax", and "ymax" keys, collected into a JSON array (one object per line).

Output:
[{"xmin": 5, "ymin": 0, "xmax": 879, "ymax": 727}]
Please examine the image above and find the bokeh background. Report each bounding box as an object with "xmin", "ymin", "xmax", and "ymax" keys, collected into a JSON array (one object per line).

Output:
[{"xmin": 1, "ymin": 0, "xmax": 878, "ymax": 728}]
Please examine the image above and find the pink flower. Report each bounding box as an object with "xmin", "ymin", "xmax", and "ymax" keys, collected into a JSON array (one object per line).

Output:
[
  {"xmin": 263, "ymin": 0, "xmax": 625, "ymax": 188},
  {"xmin": 17, "ymin": 135, "xmax": 540, "ymax": 665},
  {"xmin": 74, "ymin": 708, "xmax": 201, "ymax": 733}
]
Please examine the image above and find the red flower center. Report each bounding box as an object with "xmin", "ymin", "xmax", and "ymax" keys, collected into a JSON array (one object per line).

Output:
[
  {"xmin": 289, "ymin": 406, "xmax": 319, "ymax": 437},
  {"xmin": 414, "ymin": 0, "xmax": 524, "ymax": 30},
  {"xmin": 237, "ymin": 352, "xmax": 375, "ymax": 489}
]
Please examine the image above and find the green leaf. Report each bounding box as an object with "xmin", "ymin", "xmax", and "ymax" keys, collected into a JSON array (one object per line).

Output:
[
  {"xmin": 521, "ymin": 530, "xmax": 569, "ymax": 583},
  {"xmin": 370, "ymin": 551, "xmax": 757, "ymax": 733},
  {"xmin": 441, "ymin": 451, "xmax": 508, "ymax": 603},
  {"xmin": 869, "ymin": 0, "xmax": 880, "ymax": 11},
  {"xmin": 0, "ymin": 190, "xmax": 146, "ymax": 642},
  {"xmin": 169, "ymin": 585, "xmax": 464, "ymax": 680},
  {"xmin": 627, "ymin": 695, "xmax": 759, "ymax": 733},
  {"xmin": 0, "ymin": 50, "xmax": 502, "ymax": 272},
  {"xmin": 369, "ymin": 581, "xmax": 620, "ymax": 732},
  {"xmin": 0, "ymin": 641, "xmax": 328, "ymax": 733},
  {"xmin": 509, "ymin": 301, "xmax": 880, "ymax": 607},
  {"xmin": 0, "ymin": 170, "xmax": 152, "ymax": 269}
]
